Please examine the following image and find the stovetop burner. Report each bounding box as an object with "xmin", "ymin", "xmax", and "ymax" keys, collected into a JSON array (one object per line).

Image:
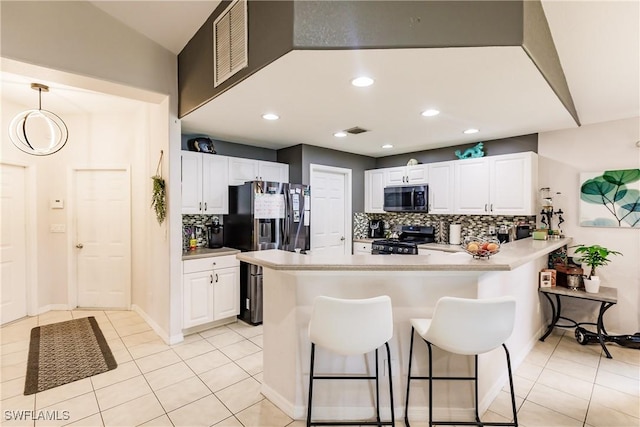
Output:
[{"xmin": 371, "ymin": 225, "xmax": 435, "ymax": 254}]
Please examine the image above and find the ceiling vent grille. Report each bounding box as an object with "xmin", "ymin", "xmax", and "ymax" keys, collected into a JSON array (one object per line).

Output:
[
  {"xmin": 345, "ymin": 126, "xmax": 369, "ymax": 135},
  {"xmin": 213, "ymin": 0, "xmax": 248, "ymax": 87}
]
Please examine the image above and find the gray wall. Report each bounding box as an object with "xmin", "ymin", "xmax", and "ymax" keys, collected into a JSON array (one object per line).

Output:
[
  {"xmin": 277, "ymin": 145, "xmax": 304, "ymax": 183},
  {"xmin": 181, "ymin": 133, "xmax": 536, "ymax": 213},
  {"xmin": 299, "ymin": 145, "xmax": 376, "ymax": 213},
  {"xmin": 293, "ymin": 0, "xmax": 523, "ymax": 49},
  {"xmin": 181, "ymin": 135, "xmax": 277, "ymax": 161},
  {"xmin": 375, "ymin": 134, "xmax": 538, "ymax": 169},
  {"xmin": 178, "ymin": 1, "xmax": 294, "ymax": 117}
]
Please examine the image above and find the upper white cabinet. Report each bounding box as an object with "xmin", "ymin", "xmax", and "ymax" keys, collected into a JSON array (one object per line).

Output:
[
  {"xmin": 428, "ymin": 161, "xmax": 455, "ymax": 214},
  {"xmin": 228, "ymin": 157, "xmax": 289, "ymax": 185},
  {"xmin": 364, "ymin": 169, "xmax": 385, "ymax": 213},
  {"xmin": 384, "ymin": 164, "xmax": 428, "ymax": 186},
  {"xmin": 182, "ymin": 152, "xmax": 229, "ymax": 214},
  {"xmin": 454, "ymin": 152, "xmax": 538, "ymax": 215},
  {"xmin": 490, "ymin": 152, "xmax": 538, "ymax": 215}
]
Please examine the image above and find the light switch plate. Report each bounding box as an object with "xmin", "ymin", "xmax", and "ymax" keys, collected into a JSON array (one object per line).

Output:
[
  {"xmin": 50, "ymin": 224, "xmax": 66, "ymax": 233},
  {"xmin": 51, "ymin": 199, "xmax": 64, "ymax": 209}
]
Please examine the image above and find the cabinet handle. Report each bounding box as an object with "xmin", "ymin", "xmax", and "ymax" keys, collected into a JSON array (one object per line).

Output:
[
  {"xmin": 490, "ymin": 204, "xmax": 493, "ymax": 212},
  {"xmin": 199, "ymin": 202, "xmax": 202, "ymax": 211},
  {"xmin": 204, "ymin": 202, "xmax": 208, "ymax": 211},
  {"xmin": 210, "ymin": 274, "xmax": 213, "ymax": 284},
  {"xmin": 484, "ymin": 203, "xmax": 488, "ymax": 212},
  {"xmin": 215, "ymin": 273, "xmax": 219, "ymax": 283}
]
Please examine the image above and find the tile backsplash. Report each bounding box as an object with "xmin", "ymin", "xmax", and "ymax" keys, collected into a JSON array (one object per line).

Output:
[
  {"xmin": 354, "ymin": 212, "xmax": 536, "ymax": 242},
  {"xmin": 182, "ymin": 214, "xmax": 221, "ymax": 250}
]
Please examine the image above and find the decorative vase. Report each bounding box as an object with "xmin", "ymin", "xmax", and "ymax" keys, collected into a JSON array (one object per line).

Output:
[{"xmin": 584, "ymin": 276, "xmax": 601, "ymax": 293}]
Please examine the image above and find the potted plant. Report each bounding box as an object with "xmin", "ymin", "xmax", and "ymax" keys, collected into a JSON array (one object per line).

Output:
[{"xmin": 572, "ymin": 244, "xmax": 622, "ymax": 292}]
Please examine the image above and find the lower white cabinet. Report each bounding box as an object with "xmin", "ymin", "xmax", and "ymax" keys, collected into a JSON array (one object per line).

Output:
[
  {"xmin": 183, "ymin": 255, "xmax": 239, "ymax": 329},
  {"xmin": 353, "ymin": 242, "xmax": 372, "ymax": 254}
]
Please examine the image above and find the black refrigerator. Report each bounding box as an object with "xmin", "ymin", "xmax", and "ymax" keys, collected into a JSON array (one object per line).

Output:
[{"xmin": 224, "ymin": 181, "xmax": 311, "ymax": 325}]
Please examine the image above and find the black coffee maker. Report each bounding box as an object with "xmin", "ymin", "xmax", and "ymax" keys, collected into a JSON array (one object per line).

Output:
[
  {"xmin": 368, "ymin": 219, "xmax": 385, "ymax": 238},
  {"xmin": 206, "ymin": 219, "xmax": 224, "ymax": 248}
]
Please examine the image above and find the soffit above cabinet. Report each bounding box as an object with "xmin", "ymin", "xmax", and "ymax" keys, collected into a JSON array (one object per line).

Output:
[{"xmin": 178, "ymin": 0, "xmax": 578, "ymax": 157}]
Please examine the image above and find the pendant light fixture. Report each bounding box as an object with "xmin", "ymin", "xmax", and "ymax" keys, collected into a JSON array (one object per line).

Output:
[{"xmin": 9, "ymin": 83, "xmax": 68, "ymax": 156}]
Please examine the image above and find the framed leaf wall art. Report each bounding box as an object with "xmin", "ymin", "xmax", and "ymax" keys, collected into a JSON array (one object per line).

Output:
[{"xmin": 579, "ymin": 169, "xmax": 640, "ymax": 228}]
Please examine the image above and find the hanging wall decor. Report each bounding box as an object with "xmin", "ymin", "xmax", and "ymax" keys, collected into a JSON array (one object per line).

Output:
[
  {"xmin": 151, "ymin": 151, "xmax": 166, "ymax": 225},
  {"xmin": 9, "ymin": 83, "xmax": 68, "ymax": 156},
  {"xmin": 579, "ymin": 168, "xmax": 640, "ymax": 228}
]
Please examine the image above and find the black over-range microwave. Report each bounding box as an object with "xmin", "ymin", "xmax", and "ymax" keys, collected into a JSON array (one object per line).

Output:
[{"xmin": 383, "ymin": 185, "xmax": 428, "ymax": 212}]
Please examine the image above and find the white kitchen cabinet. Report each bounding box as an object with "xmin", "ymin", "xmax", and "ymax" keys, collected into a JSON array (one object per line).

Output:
[
  {"xmin": 427, "ymin": 161, "xmax": 455, "ymax": 214},
  {"xmin": 454, "ymin": 152, "xmax": 538, "ymax": 215},
  {"xmin": 384, "ymin": 164, "xmax": 428, "ymax": 186},
  {"xmin": 454, "ymin": 157, "xmax": 490, "ymax": 214},
  {"xmin": 353, "ymin": 242, "xmax": 372, "ymax": 254},
  {"xmin": 181, "ymin": 152, "xmax": 229, "ymax": 214},
  {"xmin": 183, "ymin": 255, "xmax": 239, "ymax": 329},
  {"xmin": 364, "ymin": 169, "xmax": 385, "ymax": 213},
  {"xmin": 228, "ymin": 157, "xmax": 289, "ymax": 185}
]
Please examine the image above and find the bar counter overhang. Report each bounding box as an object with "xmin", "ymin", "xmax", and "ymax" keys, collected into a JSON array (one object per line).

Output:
[{"xmin": 237, "ymin": 237, "xmax": 571, "ymax": 421}]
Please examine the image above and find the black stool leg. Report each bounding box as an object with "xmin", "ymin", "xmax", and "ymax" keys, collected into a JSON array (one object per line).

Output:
[
  {"xmin": 503, "ymin": 344, "xmax": 518, "ymax": 426},
  {"xmin": 375, "ymin": 348, "xmax": 381, "ymax": 423},
  {"xmin": 427, "ymin": 342, "xmax": 433, "ymax": 427},
  {"xmin": 404, "ymin": 327, "xmax": 416, "ymax": 427},
  {"xmin": 385, "ymin": 342, "xmax": 395, "ymax": 427},
  {"xmin": 474, "ymin": 354, "xmax": 480, "ymax": 423},
  {"xmin": 307, "ymin": 343, "xmax": 315, "ymax": 427}
]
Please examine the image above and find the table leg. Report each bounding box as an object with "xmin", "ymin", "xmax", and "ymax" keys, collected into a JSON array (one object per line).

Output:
[
  {"xmin": 540, "ymin": 293, "xmax": 560, "ymax": 341},
  {"xmin": 597, "ymin": 302, "xmax": 615, "ymax": 359}
]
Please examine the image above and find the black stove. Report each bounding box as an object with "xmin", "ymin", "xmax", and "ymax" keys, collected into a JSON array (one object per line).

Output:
[{"xmin": 372, "ymin": 225, "xmax": 435, "ymax": 255}]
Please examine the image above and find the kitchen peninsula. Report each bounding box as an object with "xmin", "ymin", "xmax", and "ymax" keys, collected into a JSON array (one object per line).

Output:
[{"xmin": 237, "ymin": 237, "xmax": 570, "ymax": 421}]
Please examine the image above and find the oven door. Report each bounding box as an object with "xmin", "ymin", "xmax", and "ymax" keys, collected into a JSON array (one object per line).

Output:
[{"xmin": 383, "ymin": 185, "xmax": 428, "ymax": 212}]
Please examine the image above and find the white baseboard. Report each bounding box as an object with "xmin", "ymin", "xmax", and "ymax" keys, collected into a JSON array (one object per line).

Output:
[
  {"xmin": 37, "ymin": 304, "xmax": 70, "ymax": 314},
  {"xmin": 131, "ymin": 304, "xmax": 181, "ymax": 345}
]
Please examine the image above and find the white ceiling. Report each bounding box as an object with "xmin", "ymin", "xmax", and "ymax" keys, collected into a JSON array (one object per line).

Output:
[{"xmin": 2, "ymin": 1, "xmax": 638, "ymax": 158}]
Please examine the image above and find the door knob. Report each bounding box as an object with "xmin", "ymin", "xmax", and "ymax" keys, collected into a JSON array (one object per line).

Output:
[
  {"xmin": 340, "ymin": 236, "xmax": 345, "ymax": 241},
  {"xmin": 76, "ymin": 243, "xmax": 84, "ymax": 249}
]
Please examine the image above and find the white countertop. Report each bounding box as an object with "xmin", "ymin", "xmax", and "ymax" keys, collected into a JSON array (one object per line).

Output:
[
  {"xmin": 182, "ymin": 247, "xmax": 240, "ymax": 260},
  {"xmin": 236, "ymin": 237, "xmax": 571, "ymax": 272}
]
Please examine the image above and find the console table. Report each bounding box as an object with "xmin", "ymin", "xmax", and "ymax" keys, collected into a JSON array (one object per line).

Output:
[{"xmin": 539, "ymin": 285, "xmax": 618, "ymax": 359}]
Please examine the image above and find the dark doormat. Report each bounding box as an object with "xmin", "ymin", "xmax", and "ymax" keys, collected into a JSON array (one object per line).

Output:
[{"xmin": 24, "ymin": 316, "xmax": 117, "ymax": 395}]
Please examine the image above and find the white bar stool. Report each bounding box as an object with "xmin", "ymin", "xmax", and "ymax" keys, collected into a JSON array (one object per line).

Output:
[
  {"xmin": 404, "ymin": 296, "xmax": 518, "ymax": 427},
  {"xmin": 307, "ymin": 295, "xmax": 395, "ymax": 427}
]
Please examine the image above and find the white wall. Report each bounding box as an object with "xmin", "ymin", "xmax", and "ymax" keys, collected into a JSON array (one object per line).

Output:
[
  {"xmin": 1, "ymin": 1, "xmax": 182, "ymax": 341},
  {"xmin": 538, "ymin": 117, "xmax": 640, "ymax": 333},
  {"xmin": 1, "ymin": 98, "xmax": 150, "ymax": 309}
]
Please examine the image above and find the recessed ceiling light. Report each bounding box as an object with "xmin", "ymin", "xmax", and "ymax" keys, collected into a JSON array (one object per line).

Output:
[
  {"xmin": 463, "ymin": 128, "xmax": 479, "ymax": 134},
  {"xmin": 334, "ymin": 131, "xmax": 347, "ymax": 138},
  {"xmin": 382, "ymin": 144, "xmax": 393, "ymax": 149},
  {"xmin": 351, "ymin": 76, "xmax": 374, "ymax": 87},
  {"xmin": 262, "ymin": 113, "xmax": 279, "ymax": 121},
  {"xmin": 421, "ymin": 109, "xmax": 440, "ymax": 117}
]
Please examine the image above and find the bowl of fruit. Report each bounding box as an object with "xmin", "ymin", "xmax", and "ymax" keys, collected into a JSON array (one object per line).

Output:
[{"xmin": 463, "ymin": 236, "xmax": 501, "ymax": 259}]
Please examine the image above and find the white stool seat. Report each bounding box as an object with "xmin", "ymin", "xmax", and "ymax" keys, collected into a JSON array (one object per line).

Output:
[
  {"xmin": 405, "ymin": 296, "xmax": 518, "ymax": 427},
  {"xmin": 307, "ymin": 295, "xmax": 395, "ymax": 427},
  {"xmin": 412, "ymin": 296, "xmax": 516, "ymax": 355},
  {"xmin": 309, "ymin": 295, "xmax": 393, "ymax": 356}
]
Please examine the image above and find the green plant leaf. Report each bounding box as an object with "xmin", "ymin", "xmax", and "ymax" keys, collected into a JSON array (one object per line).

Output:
[
  {"xmin": 603, "ymin": 169, "xmax": 640, "ymax": 186},
  {"xmin": 580, "ymin": 177, "xmax": 620, "ymax": 204}
]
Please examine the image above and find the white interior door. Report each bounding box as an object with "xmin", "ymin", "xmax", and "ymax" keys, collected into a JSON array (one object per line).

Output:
[
  {"xmin": 74, "ymin": 169, "xmax": 131, "ymax": 308},
  {"xmin": 310, "ymin": 165, "xmax": 352, "ymax": 255},
  {"xmin": 1, "ymin": 164, "xmax": 27, "ymax": 324}
]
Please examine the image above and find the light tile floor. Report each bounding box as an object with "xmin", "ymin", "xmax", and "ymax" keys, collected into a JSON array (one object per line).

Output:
[{"xmin": 1, "ymin": 310, "xmax": 638, "ymax": 426}]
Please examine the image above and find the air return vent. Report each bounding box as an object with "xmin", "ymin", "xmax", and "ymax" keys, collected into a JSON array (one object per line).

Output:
[
  {"xmin": 345, "ymin": 126, "xmax": 369, "ymax": 135},
  {"xmin": 213, "ymin": 0, "xmax": 248, "ymax": 87}
]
